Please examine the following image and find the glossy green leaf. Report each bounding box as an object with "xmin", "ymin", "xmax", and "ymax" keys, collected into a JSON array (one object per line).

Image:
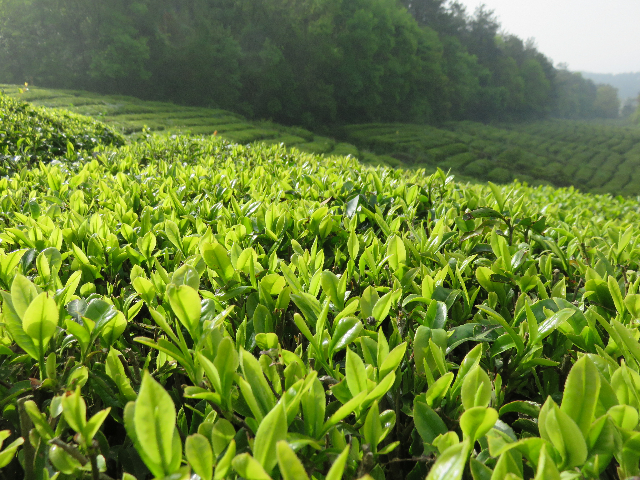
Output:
[
  {"xmin": 276, "ymin": 440, "xmax": 309, "ymax": 480},
  {"xmin": 134, "ymin": 371, "xmax": 176, "ymax": 475},
  {"xmin": 328, "ymin": 316, "xmax": 362, "ymax": 355},
  {"xmin": 232, "ymin": 453, "xmax": 272, "ymax": 480},
  {"xmin": 460, "ymin": 407, "xmax": 498, "ymax": 443},
  {"xmin": 22, "ymin": 292, "xmax": 57, "ymax": 354},
  {"xmin": 167, "ymin": 284, "xmax": 201, "ymax": 335},
  {"xmin": 461, "ymin": 366, "xmax": 492, "ymax": 409},
  {"xmin": 346, "ymin": 347, "xmax": 368, "ymax": 397},
  {"xmin": 253, "ymin": 402, "xmax": 287, "ymax": 475},
  {"xmin": 186, "ymin": 433, "xmax": 213, "ymax": 480},
  {"xmin": 426, "ymin": 440, "xmax": 469, "ymax": 480},
  {"xmin": 560, "ymin": 355, "xmax": 600, "ymax": 437},
  {"xmin": 325, "ymin": 445, "xmax": 350, "ymax": 480}
]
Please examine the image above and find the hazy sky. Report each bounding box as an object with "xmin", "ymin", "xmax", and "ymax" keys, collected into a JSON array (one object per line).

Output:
[{"xmin": 453, "ymin": 0, "xmax": 640, "ymax": 74}]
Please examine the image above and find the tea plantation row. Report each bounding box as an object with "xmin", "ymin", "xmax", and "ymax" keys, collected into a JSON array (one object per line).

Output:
[
  {"xmin": 5, "ymin": 85, "xmax": 640, "ymax": 197},
  {"xmin": 2, "ymin": 94, "xmax": 640, "ymax": 480},
  {"xmin": 341, "ymin": 121, "xmax": 640, "ymax": 196},
  {"xmin": 0, "ymin": 85, "xmax": 359, "ymax": 159}
]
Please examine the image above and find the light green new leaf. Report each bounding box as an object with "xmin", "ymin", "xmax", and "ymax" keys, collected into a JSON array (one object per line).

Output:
[
  {"xmin": 560, "ymin": 355, "xmax": 600, "ymax": 437},
  {"xmin": 211, "ymin": 419, "xmax": 236, "ymax": 457},
  {"xmin": 477, "ymin": 305, "xmax": 524, "ymax": 355},
  {"xmin": 414, "ymin": 398, "xmax": 448, "ymax": 444},
  {"xmin": 167, "ymin": 284, "xmax": 201, "ymax": 335},
  {"xmin": 11, "ymin": 273, "xmax": 38, "ymax": 319},
  {"xmin": 321, "ymin": 391, "xmax": 367, "ymax": 435},
  {"xmin": 426, "ymin": 440, "xmax": 470, "ymax": 480},
  {"xmin": 461, "ymin": 366, "xmax": 492, "ymax": 410},
  {"xmin": 201, "ymin": 242, "xmax": 235, "ymax": 283},
  {"xmin": 325, "ymin": 445, "xmax": 350, "ymax": 480},
  {"xmin": 253, "ymin": 403, "xmax": 287, "ymax": 475},
  {"xmin": 347, "ymin": 230, "xmax": 359, "ymax": 259},
  {"xmin": 543, "ymin": 403, "xmax": 587, "ymax": 469},
  {"xmin": 363, "ymin": 401, "xmax": 382, "ymax": 452},
  {"xmin": 124, "ymin": 402, "xmax": 163, "ymax": 478},
  {"xmin": 372, "ymin": 289, "xmax": 400, "ymax": 327},
  {"xmin": 22, "ymin": 292, "xmax": 57, "ymax": 354},
  {"xmin": 164, "ymin": 219, "xmax": 183, "ymax": 252},
  {"xmin": 241, "ymin": 348, "xmax": 277, "ymax": 417},
  {"xmin": 460, "ymin": 407, "xmax": 498, "ymax": 443},
  {"xmin": 346, "ymin": 347, "xmax": 368, "ymax": 397},
  {"xmin": 360, "ymin": 286, "xmax": 379, "ymax": 319},
  {"xmin": 61, "ymin": 387, "xmax": 87, "ymax": 436},
  {"xmin": 608, "ymin": 275, "xmax": 625, "ymax": 316},
  {"xmin": 186, "ymin": 433, "xmax": 213, "ymax": 480},
  {"xmin": 302, "ymin": 378, "xmax": 325, "ymax": 439},
  {"xmin": 536, "ymin": 308, "xmax": 575, "ymax": 342},
  {"xmin": 425, "ymin": 372, "xmax": 454, "ymax": 408},
  {"xmin": 276, "ymin": 440, "xmax": 309, "ymax": 480},
  {"xmin": 387, "ymin": 235, "xmax": 406, "ymax": 271},
  {"xmin": 612, "ymin": 319, "xmax": 640, "ymax": 366},
  {"xmin": 133, "ymin": 276, "xmax": 156, "ymax": 304},
  {"xmin": 23, "ymin": 401, "xmax": 54, "ymax": 441},
  {"xmin": 214, "ymin": 439, "xmax": 235, "ymax": 480},
  {"xmin": 0, "ymin": 434, "xmax": 23, "ymax": 469},
  {"xmin": 134, "ymin": 371, "xmax": 176, "ymax": 475},
  {"xmin": 232, "ymin": 453, "xmax": 272, "ymax": 480},
  {"xmin": 321, "ymin": 271, "xmax": 343, "ymax": 310},
  {"xmin": 84, "ymin": 408, "xmax": 110, "ymax": 443},
  {"xmin": 378, "ymin": 342, "xmax": 406, "ymax": 380},
  {"xmin": 534, "ymin": 445, "xmax": 561, "ymax": 480},
  {"xmin": 328, "ymin": 317, "xmax": 362, "ymax": 356},
  {"xmin": 0, "ymin": 291, "xmax": 37, "ymax": 359}
]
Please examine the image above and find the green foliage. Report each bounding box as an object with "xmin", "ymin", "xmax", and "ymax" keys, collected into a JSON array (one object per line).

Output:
[
  {"xmin": 3, "ymin": 101, "xmax": 640, "ymax": 479},
  {"xmin": 342, "ymin": 120, "xmax": 640, "ymax": 194},
  {"xmin": 0, "ymin": 92, "xmax": 123, "ymax": 175},
  {"xmin": 0, "ymin": 0, "xmax": 618, "ymax": 125}
]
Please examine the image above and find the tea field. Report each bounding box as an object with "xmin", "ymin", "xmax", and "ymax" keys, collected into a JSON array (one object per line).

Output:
[
  {"xmin": 340, "ymin": 121, "xmax": 640, "ymax": 196},
  {"xmin": 0, "ymin": 85, "xmax": 359, "ymax": 158},
  {"xmin": 3, "ymin": 92, "xmax": 640, "ymax": 480},
  {"xmin": 5, "ymin": 85, "xmax": 640, "ymax": 197}
]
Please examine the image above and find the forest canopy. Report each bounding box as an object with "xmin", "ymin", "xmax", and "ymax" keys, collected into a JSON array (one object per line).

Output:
[{"xmin": 0, "ymin": 0, "xmax": 621, "ymax": 127}]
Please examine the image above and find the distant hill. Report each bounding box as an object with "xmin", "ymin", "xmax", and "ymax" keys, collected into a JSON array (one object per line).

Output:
[{"xmin": 581, "ymin": 72, "xmax": 640, "ymax": 100}]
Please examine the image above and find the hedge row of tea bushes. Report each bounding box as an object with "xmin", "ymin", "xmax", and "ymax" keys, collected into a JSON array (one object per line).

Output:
[
  {"xmin": 341, "ymin": 121, "xmax": 640, "ymax": 195},
  {"xmin": 0, "ymin": 92, "xmax": 124, "ymax": 176},
  {"xmin": 0, "ymin": 86, "xmax": 359, "ymax": 159},
  {"xmin": 2, "ymin": 119, "xmax": 640, "ymax": 480},
  {"xmin": 6, "ymin": 85, "xmax": 640, "ymax": 198}
]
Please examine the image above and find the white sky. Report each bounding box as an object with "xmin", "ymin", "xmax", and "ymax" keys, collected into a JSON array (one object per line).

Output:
[{"xmin": 452, "ymin": 0, "xmax": 640, "ymax": 74}]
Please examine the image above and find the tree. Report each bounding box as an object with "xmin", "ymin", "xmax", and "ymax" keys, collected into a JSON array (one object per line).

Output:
[{"xmin": 593, "ymin": 85, "xmax": 620, "ymax": 119}]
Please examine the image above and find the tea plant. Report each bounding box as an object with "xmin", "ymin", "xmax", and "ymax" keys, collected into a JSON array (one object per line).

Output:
[
  {"xmin": 0, "ymin": 92, "xmax": 124, "ymax": 176},
  {"xmin": 2, "ymin": 120, "xmax": 640, "ymax": 479}
]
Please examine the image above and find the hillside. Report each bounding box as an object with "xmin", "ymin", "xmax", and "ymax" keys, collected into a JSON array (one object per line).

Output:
[
  {"xmin": 2, "ymin": 98, "xmax": 640, "ymax": 480},
  {"xmin": 341, "ymin": 120, "xmax": 640, "ymax": 196},
  {"xmin": 5, "ymin": 85, "xmax": 640, "ymax": 197},
  {"xmin": 0, "ymin": 85, "xmax": 359, "ymax": 158},
  {"xmin": 0, "ymin": 0, "xmax": 612, "ymax": 126}
]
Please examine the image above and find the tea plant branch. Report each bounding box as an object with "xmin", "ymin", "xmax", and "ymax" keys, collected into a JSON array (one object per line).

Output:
[
  {"xmin": 49, "ymin": 438, "xmax": 115, "ymax": 480},
  {"xmin": 49, "ymin": 437, "xmax": 88, "ymax": 466},
  {"xmin": 17, "ymin": 396, "xmax": 36, "ymax": 480}
]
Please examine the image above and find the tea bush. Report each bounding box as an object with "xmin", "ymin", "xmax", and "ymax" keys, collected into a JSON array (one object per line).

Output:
[
  {"xmin": 0, "ymin": 93, "xmax": 124, "ymax": 175},
  {"xmin": 2, "ymin": 120, "xmax": 640, "ymax": 480},
  {"xmin": 342, "ymin": 121, "xmax": 640, "ymax": 194},
  {"xmin": 0, "ymin": 85, "xmax": 364, "ymax": 161}
]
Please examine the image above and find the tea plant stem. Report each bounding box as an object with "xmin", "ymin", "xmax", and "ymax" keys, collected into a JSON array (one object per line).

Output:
[
  {"xmin": 89, "ymin": 441, "xmax": 100, "ymax": 480},
  {"xmin": 17, "ymin": 396, "xmax": 36, "ymax": 480},
  {"xmin": 49, "ymin": 438, "xmax": 88, "ymax": 466}
]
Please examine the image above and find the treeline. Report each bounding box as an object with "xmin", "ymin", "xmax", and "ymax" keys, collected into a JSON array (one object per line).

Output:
[{"xmin": 0, "ymin": 0, "xmax": 621, "ymax": 127}]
